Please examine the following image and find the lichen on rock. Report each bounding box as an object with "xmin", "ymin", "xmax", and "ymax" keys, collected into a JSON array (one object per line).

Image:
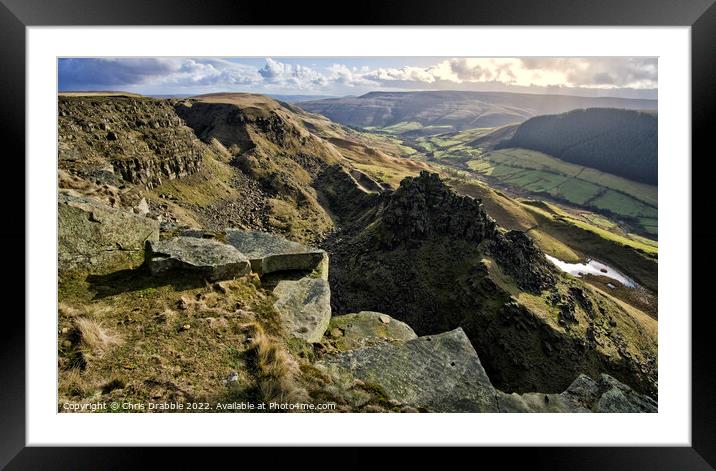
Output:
[
  {"xmin": 145, "ymin": 236, "xmax": 251, "ymax": 280},
  {"xmin": 317, "ymin": 328, "xmax": 499, "ymax": 412},
  {"xmin": 58, "ymin": 191, "xmax": 159, "ymax": 273},
  {"xmin": 325, "ymin": 311, "xmax": 417, "ymax": 352},
  {"xmin": 225, "ymin": 229, "xmax": 327, "ymax": 277},
  {"xmin": 273, "ymin": 277, "xmax": 332, "ymax": 343}
]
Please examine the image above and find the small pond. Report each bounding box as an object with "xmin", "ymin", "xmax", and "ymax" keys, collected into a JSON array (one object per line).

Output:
[{"xmin": 545, "ymin": 254, "xmax": 637, "ymax": 288}]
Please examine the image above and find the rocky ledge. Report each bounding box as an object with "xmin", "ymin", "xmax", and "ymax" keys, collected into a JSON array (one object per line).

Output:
[
  {"xmin": 318, "ymin": 328, "xmax": 499, "ymax": 413},
  {"xmin": 317, "ymin": 317, "xmax": 656, "ymax": 413},
  {"xmin": 145, "ymin": 236, "xmax": 251, "ymax": 281},
  {"xmin": 225, "ymin": 229, "xmax": 327, "ymax": 277},
  {"xmin": 59, "ymin": 96, "xmax": 205, "ymax": 188},
  {"xmin": 497, "ymin": 373, "xmax": 658, "ymax": 413}
]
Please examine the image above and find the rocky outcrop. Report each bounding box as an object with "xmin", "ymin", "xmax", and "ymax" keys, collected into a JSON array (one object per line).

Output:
[
  {"xmin": 59, "ymin": 192, "xmax": 159, "ymax": 272},
  {"xmin": 488, "ymin": 230, "xmax": 556, "ymax": 293},
  {"xmin": 317, "ymin": 328, "xmax": 499, "ymax": 412},
  {"xmin": 225, "ymin": 230, "xmax": 327, "ymax": 277},
  {"xmin": 324, "ymin": 311, "xmax": 417, "ymax": 352},
  {"xmin": 317, "ymin": 309, "xmax": 655, "ymax": 413},
  {"xmin": 145, "ymin": 237, "xmax": 251, "ymax": 280},
  {"xmin": 377, "ymin": 171, "xmax": 496, "ymax": 248},
  {"xmin": 497, "ymin": 373, "xmax": 657, "ymax": 413},
  {"xmin": 58, "ymin": 96, "xmax": 205, "ymax": 188},
  {"xmin": 327, "ymin": 171, "xmax": 656, "ymax": 399},
  {"xmin": 273, "ymin": 278, "xmax": 332, "ymax": 343}
]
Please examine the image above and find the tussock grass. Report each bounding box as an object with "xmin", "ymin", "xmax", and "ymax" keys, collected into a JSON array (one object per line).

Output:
[
  {"xmin": 242, "ymin": 322, "xmax": 307, "ymax": 404},
  {"xmin": 75, "ymin": 317, "xmax": 122, "ymax": 358},
  {"xmin": 58, "ymin": 302, "xmax": 81, "ymax": 318},
  {"xmin": 58, "ymin": 274, "xmax": 312, "ymax": 410},
  {"xmin": 59, "ymin": 368, "xmax": 94, "ymax": 398}
]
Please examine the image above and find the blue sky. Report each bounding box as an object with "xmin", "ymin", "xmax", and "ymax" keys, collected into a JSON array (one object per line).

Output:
[{"xmin": 58, "ymin": 57, "xmax": 658, "ymax": 99}]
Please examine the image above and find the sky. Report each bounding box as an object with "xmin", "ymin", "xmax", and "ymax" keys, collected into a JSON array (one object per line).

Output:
[{"xmin": 58, "ymin": 57, "xmax": 658, "ymax": 99}]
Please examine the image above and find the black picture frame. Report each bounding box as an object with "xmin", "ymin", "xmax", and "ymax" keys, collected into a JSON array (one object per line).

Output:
[{"xmin": 3, "ymin": 0, "xmax": 714, "ymax": 468}]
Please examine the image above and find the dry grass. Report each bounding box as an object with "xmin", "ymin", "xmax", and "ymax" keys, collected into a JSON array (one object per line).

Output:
[
  {"xmin": 59, "ymin": 368, "xmax": 94, "ymax": 398},
  {"xmin": 58, "ymin": 275, "xmax": 304, "ymax": 410},
  {"xmin": 58, "ymin": 169, "xmax": 126, "ymax": 208},
  {"xmin": 75, "ymin": 317, "xmax": 123, "ymax": 358},
  {"xmin": 242, "ymin": 322, "xmax": 307, "ymax": 404},
  {"xmin": 58, "ymin": 302, "xmax": 81, "ymax": 318}
]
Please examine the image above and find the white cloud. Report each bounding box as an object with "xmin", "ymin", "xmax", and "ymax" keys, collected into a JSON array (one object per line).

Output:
[
  {"xmin": 358, "ymin": 57, "xmax": 657, "ymax": 89},
  {"xmin": 364, "ymin": 66, "xmax": 439, "ymax": 83},
  {"xmin": 258, "ymin": 58, "xmax": 327, "ymax": 89},
  {"xmin": 158, "ymin": 59, "xmax": 261, "ymax": 87},
  {"xmin": 59, "ymin": 57, "xmax": 658, "ymax": 96},
  {"xmin": 327, "ymin": 64, "xmax": 378, "ymax": 87}
]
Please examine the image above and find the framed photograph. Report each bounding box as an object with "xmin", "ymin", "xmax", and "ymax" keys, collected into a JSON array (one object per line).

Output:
[{"xmin": 5, "ymin": 0, "xmax": 715, "ymax": 467}]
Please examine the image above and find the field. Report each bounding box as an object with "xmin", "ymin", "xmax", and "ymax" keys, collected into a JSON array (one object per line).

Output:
[
  {"xmin": 433, "ymin": 146, "xmax": 659, "ymax": 238},
  {"xmin": 361, "ymin": 120, "xmax": 659, "ymax": 242}
]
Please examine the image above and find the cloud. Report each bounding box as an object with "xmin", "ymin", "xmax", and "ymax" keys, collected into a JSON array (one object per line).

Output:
[
  {"xmin": 362, "ymin": 57, "xmax": 657, "ymax": 90},
  {"xmin": 326, "ymin": 64, "xmax": 378, "ymax": 87},
  {"xmin": 160, "ymin": 59, "xmax": 260, "ymax": 87},
  {"xmin": 59, "ymin": 58, "xmax": 182, "ymax": 89},
  {"xmin": 363, "ymin": 66, "xmax": 439, "ymax": 83},
  {"xmin": 58, "ymin": 57, "xmax": 261, "ymax": 91},
  {"xmin": 258, "ymin": 58, "xmax": 327, "ymax": 89},
  {"xmin": 58, "ymin": 57, "xmax": 657, "ymax": 96},
  {"xmin": 520, "ymin": 57, "xmax": 657, "ymax": 88}
]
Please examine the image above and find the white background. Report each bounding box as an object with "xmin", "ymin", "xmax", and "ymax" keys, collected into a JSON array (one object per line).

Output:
[{"xmin": 27, "ymin": 26, "xmax": 691, "ymax": 446}]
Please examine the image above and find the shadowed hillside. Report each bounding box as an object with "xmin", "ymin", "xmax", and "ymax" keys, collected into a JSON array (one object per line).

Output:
[{"xmin": 498, "ymin": 108, "xmax": 658, "ymax": 185}]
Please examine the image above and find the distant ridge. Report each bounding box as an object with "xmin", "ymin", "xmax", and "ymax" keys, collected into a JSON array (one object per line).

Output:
[
  {"xmin": 298, "ymin": 90, "xmax": 657, "ymax": 132},
  {"xmin": 58, "ymin": 90, "xmax": 144, "ymax": 97}
]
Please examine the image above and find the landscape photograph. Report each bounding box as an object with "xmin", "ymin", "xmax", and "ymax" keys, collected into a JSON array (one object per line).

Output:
[{"xmin": 57, "ymin": 56, "xmax": 658, "ymax": 413}]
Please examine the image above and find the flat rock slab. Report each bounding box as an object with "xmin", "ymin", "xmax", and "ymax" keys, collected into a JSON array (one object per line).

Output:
[
  {"xmin": 273, "ymin": 277, "xmax": 331, "ymax": 343},
  {"xmin": 146, "ymin": 236, "xmax": 251, "ymax": 280},
  {"xmin": 225, "ymin": 229, "xmax": 327, "ymax": 277},
  {"xmin": 326, "ymin": 311, "xmax": 417, "ymax": 351},
  {"xmin": 317, "ymin": 327, "xmax": 499, "ymax": 412},
  {"xmin": 59, "ymin": 192, "xmax": 159, "ymax": 273},
  {"xmin": 496, "ymin": 373, "xmax": 657, "ymax": 413}
]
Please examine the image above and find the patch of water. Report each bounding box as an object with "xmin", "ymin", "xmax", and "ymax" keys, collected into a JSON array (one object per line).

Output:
[{"xmin": 545, "ymin": 254, "xmax": 637, "ymax": 288}]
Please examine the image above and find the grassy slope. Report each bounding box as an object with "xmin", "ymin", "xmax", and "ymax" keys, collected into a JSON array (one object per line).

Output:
[
  {"xmin": 58, "ymin": 261, "xmax": 404, "ymax": 412},
  {"xmin": 59, "ymin": 268, "xmax": 279, "ymax": 408},
  {"xmin": 388, "ymin": 122, "xmax": 658, "ymax": 240},
  {"xmin": 465, "ymin": 148, "xmax": 658, "ymax": 237},
  {"xmin": 295, "ymin": 109, "xmax": 432, "ymax": 188},
  {"xmin": 446, "ymin": 177, "xmax": 658, "ymax": 294}
]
